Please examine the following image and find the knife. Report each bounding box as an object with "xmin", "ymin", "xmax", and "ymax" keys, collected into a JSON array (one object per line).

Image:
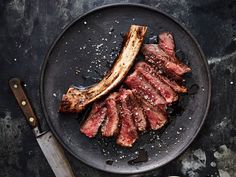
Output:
[{"xmin": 9, "ymin": 78, "xmax": 75, "ymax": 177}]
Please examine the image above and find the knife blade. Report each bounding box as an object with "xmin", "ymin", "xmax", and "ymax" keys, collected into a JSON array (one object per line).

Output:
[{"xmin": 9, "ymin": 78, "xmax": 75, "ymax": 177}]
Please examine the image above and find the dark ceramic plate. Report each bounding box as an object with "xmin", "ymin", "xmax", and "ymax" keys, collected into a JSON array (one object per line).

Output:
[{"xmin": 40, "ymin": 3, "xmax": 211, "ymax": 174}]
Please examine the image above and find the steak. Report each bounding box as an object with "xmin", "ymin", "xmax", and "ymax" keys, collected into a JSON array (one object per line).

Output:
[
  {"xmin": 101, "ymin": 92, "xmax": 120, "ymax": 137},
  {"xmin": 142, "ymin": 44, "xmax": 191, "ymax": 76},
  {"xmin": 67, "ymin": 30, "xmax": 191, "ymax": 148},
  {"xmin": 80, "ymin": 101, "xmax": 107, "ymax": 138},
  {"xmin": 145, "ymin": 57, "xmax": 184, "ymax": 82},
  {"xmin": 127, "ymin": 90, "xmax": 147, "ymax": 131},
  {"xmin": 158, "ymin": 32, "xmax": 175, "ymax": 56},
  {"xmin": 132, "ymin": 89, "xmax": 166, "ymax": 111},
  {"xmin": 135, "ymin": 62, "xmax": 187, "ymax": 93},
  {"xmin": 158, "ymin": 72, "xmax": 187, "ymax": 93},
  {"xmin": 135, "ymin": 65, "xmax": 178, "ymax": 103},
  {"xmin": 140, "ymin": 101, "xmax": 167, "ymax": 130},
  {"xmin": 125, "ymin": 71, "xmax": 167, "ymax": 108},
  {"xmin": 116, "ymin": 89, "xmax": 138, "ymax": 147}
]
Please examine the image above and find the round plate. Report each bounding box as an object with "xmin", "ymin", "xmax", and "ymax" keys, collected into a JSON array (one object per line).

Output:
[{"xmin": 40, "ymin": 3, "xmax": 211, "ymax": 174}]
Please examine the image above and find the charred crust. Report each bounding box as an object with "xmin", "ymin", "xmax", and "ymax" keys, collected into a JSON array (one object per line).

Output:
[{"xmin": 59, "ymin": 97, "xmax": 71, "ymax": 112}]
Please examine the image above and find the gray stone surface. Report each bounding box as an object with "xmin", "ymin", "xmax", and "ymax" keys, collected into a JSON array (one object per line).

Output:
[{"xmin": 0, "ymin": 0, "xmax": 235, "ymax": 176}]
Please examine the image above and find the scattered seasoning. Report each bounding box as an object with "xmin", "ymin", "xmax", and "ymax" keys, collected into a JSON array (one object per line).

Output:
[
  {"xmin": 109, "ymin": 26, "xmax": 114, "ymax": 32},
  {"xmin": 96, "ymin": 43, "xmax": 103, "ymax": 49},
  {"xmin": 75, "ymin": 69, "xmax": 80, "ymax": 75},
  {"xmin": 210, "ymin": 161, "xmax": 216, "ymax": 167}
]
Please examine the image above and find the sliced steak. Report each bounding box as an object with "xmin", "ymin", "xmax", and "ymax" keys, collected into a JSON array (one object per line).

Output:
[
  {"xmin": 132, "ymin": 89, "xmax": 166, "ymax": 111},
  {"xmin": 146, "ymin": 57, "xmax": 184, "ymax": 82},
  {"xmin": 116, "ymin": 89, "xmax": 138, "ymax": 147},
  {"xmin": 158, "ymin": 32, "xmax": 175, "ymax": 56},
  {"xmin": 142, "ymin": 44, "xmax": 191, "ymax": 76},
  {"xmin": 135, "ymin": 65, "xmax": 178, "ymax": 103},
  {"xmin": 136, "ymin": 62, "xmax": 187, "ymax": 93},
  {"xmin": 101, "ymin": 92, "xmax": 120, "ymax": 137},
  {"xmin": 127, "ymin": 90, "xmax": 147, "ymax": 131},
  {"xmin": 125, "ymin": 71, "xmax": 167, "ymax": 108},
  {"xmin": 140, "ymin": 100, "xmax": 167, "ymax": 130},
  {"xmin": 80, "ymin": 101, "xmax": 107, "ymax": 138},
  {"xmin": 158, "ymin": 72, "xmax": 187, "ymax": 93}
]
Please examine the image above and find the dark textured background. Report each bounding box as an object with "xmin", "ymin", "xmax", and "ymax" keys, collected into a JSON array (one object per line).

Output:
[{"xmin": 0, "ymin": 0, "xmax": 235, "ymax": 177}]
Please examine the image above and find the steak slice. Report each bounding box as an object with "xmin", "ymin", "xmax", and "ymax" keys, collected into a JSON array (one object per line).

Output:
[
  {"xmin": 101, "ymin": 92, "xmax": 120, "ymax": 137},
  {"xmin": 135, "ymin": 64, "xmax": 178, "ymax": 103},
  {"xmin": 158, "ymin": 72, "xmax": 187, "ymax": 93},
  {"xmin": 116, "ymin": 89, "xmax": 138, "ymax": 147},
  {"xmin": 142, "ymin": 44, "xmax": 191, "ymax": 76},
  {"xmin": 136, "ymin": 62, "xmax": 187, "ymax": 93},
  {"xmin": 146, "ymin": 57, "xmax": 184, "ymax": 82},
  {"xmin": 143, "ymin": 107, "xmax": 167, "ymax": 130},
  {"xmin": 125, "ymin": 71, "xmax": 167, "ymax": 108},
  {"xmin": 158, "ymin": 32, "xmax": 175, "ymax": 56},
  {"xmin": 80, "ymin": 101, "xmax": 107, "ymax": 138},
  {"xmin": 127, "ymin": 90, "xmax": 147, "ymax": 131},
  {"xmin": 140, "ymin": 100, "xmax": 167, "ymax": 130}
]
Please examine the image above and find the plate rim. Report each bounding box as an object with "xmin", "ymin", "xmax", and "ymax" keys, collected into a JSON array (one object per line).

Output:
[{"xmin": 40, "ymin": 2, "xmax": 211, "ymax": 174}]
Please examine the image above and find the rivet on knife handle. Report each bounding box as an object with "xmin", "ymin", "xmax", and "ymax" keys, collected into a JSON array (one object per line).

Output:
[{"xmin": 9, "ymin": 78, "xmax": 39, "ymax": 129}]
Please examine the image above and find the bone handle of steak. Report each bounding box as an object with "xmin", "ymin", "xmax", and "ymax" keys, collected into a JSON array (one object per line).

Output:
[{"xmin": 59, "ymin": 25, "xmax": 147, "ymax": 112}]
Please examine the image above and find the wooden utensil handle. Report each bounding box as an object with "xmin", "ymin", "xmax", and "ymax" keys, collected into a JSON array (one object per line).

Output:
[{"xmin": 9, "ymin": 78, "xmax": 39, "ymax": 129}]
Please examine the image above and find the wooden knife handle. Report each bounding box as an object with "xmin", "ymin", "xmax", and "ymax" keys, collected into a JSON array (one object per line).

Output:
[{"xmin": 9, "ymin": 78, "xmax": 39, "ymax": 129}]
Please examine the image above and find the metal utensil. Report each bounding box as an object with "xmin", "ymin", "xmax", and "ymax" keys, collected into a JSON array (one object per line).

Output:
[{"xmin": 9, "ymin": 78, "xmax": 75, "ymax": 177}]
